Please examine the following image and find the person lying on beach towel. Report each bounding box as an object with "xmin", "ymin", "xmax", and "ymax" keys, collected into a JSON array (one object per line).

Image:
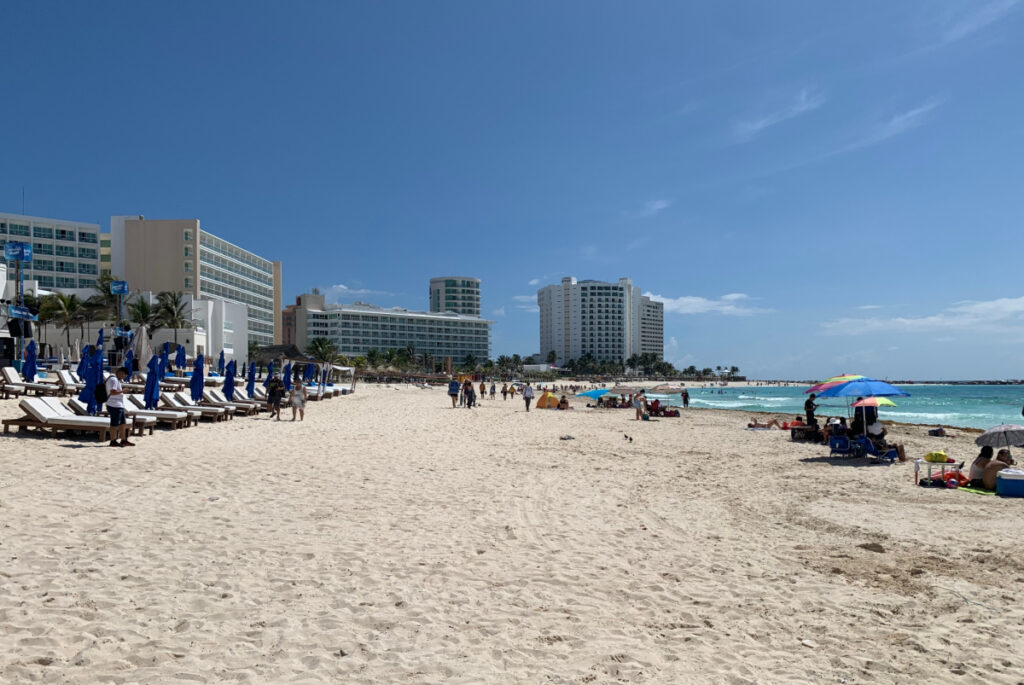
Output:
[{"xmin": 747, "ymin": 417, "xmax": 782, "ymax": 429}]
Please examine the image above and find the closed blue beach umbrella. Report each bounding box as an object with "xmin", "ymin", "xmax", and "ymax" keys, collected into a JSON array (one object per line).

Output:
[
  {"xmin": 263, "ymin": 361, "xmax": 274, "ymax": 387},
  {"xmin": 23, "ymin": 341, "xmax": 38, "ymax": 382},
  {"xmin": 123, "ymin": 349, "xmax": 134, "ymax": 376},
  {"xmin": 96, "ymin": 327, "xmax": 104, "ymax": 350},
  {"xmin": 76, "ymin": 347, "xmax": 90, "ymax": 379},
  {"xmin": 283, "ymin": 362, "xmax": 292, "ymax": 391},
  {"xmin": 78, "ymin": 347, "xmax": 104, "ymax": 414},
  {"xmin": 144, "ymin": 356, "xmax": 160, "ymax": 409},
  {"xmin": 190, "ymin": 354, "xmax": 205, "ymax": 402},
  {"xmin": 175, "ymin": 345, "xmax": 186, "ymax": 372},
  {"xmin": 223, "ymin": 360, "xmax": 236, "ymax": 401},
  {"xmin": 218, "ymin": 350, "xmax": 225, "ymax": 376},
  {"xmin": 158, "ymin": 348, "xmax": 168, "ymax": 380},
  {"xmin": 246, "ymin": 362, "xmax": 256, "ymax": 398},
  {"xmin": 303, "ymin": 363, "xmax": 315, "ymax": 383}
]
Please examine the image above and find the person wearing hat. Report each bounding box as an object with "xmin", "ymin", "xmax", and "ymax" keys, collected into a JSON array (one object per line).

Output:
[{"xmin": 266, "ymin": 372, "xmax": 286, "ymax": 420}]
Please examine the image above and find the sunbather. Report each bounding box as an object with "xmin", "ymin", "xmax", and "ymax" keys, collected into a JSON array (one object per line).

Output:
[
  {"xmin": 982, "ymin": 449, "xmax": 1015, "ymax": 491},
  {"xmin": 968, "ymin": 446, "xmax": 994, "ymax": 486},
  {"xmin": 747, "ymin": 417, "xmax": 782, "ymax": 429}
]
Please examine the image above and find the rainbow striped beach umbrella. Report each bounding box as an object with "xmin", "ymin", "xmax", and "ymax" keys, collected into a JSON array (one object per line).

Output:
[{"xmin": 806, "ymin": 374, "xmax": 866, "ymax": 394}]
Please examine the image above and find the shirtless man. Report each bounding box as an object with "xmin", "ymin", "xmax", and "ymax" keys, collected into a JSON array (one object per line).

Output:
[
  {"xmin": 747, "ymin": 417, "xmax": 782, "ymax": 429},
  {"xmin": 982, "ymin": 449, "xmax": 1015, "ymax": 491}
]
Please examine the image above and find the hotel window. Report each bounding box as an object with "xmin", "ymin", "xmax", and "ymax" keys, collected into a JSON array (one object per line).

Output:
[
  {"xmin": 184, "ymin": 246, "xmax": 193, "ymax": 257},
  {"xmin": 79, "ymin": 263, "xmax": 98, "ymax": 275},
  {"xmin": 33, "ymin": 259, "xmax": 54, "ymax": 272},
  {"xmin": 33, "ymin": 225, "xmax": 54, "ymax": 239},
  {"xmin": 33, "ymin": 242, "xmax": 54, "ymax": 255},
  {"xmin": 78, "ymin": 247, "xmax": 97, "ymax": 259},
  {"xmin": 56, "ymin": 276, "xmax": 76, "ymax": 288},
  {"xmin": 183, "ymin": 229, "xmax": 192, "ymax": 241},
  {"xmin": 184, "ymin": 277, "xmax": 192, "ymax": 288},
  {"xmin": 184, "ymin": 261, "xmax": 193, "ymax": 273},
  {"xmin": 78, "ymin": 231, "xmax": 98, "ymax": 244},
  {"xmin": 55, "ymin": 228, "xmax": 76, "ymax": 241},
  {"xmin": 9, "ymin": 223, "xmax": 30, "ymax": 237},
  {"xmin": 37, "ymin": 275, "xmax": 54, "ymax": 288},
  {"xmin": 0, "ymin": 221, "xmax": 6, "ymax": 233},
  {"xmin": 56, "ymin": 245, "xmax": 76, "ymax": 257},
  {"xmin": 79, "ymin": 278, "xmax": 97, "ymax": 288}
]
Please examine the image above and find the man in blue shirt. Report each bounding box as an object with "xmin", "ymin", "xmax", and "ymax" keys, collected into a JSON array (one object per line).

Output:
[{"xmin": 448, "ymin": 378, "xmax": 460, "ymax": 408}]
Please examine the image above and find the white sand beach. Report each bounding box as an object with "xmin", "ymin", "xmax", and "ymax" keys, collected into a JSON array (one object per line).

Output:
[{"xmin": 1, "ymin": 385, "xmax": 1022, "ymax": 683}]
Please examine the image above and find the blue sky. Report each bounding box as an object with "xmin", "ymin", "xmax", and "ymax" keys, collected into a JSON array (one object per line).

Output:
[{"xmin": 2, "ymin": 1, "xmax": 1022, "ymax": 380}]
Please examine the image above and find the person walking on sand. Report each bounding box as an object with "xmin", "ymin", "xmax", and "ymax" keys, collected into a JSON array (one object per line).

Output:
[
  {"xmin": 105, "ymin": 366, "xmax": 134, "ymax": 448},
  {"xmin": 501, "ymin": 383, "xmax": 509, "ymax": 400},
  {"xmin": 266, "ymin": 373, "xmax": 286, "ymax": 420},
  {"xmin": 682, "ymin": 389, "xmax": 689, "ymax": 408},
  {"xmin": 448, "ymin": 378, "xmax": 460, "ymax": 408},
  {"xmin": 490, "ymin": 382, "xmax": 496, "ymax": 400},
  {"xmin": 289, "ymin": 382, "xmax": 307, "ymax": 421},
  {"xmin": 633, "ymin": 391, "xmax": 646, "ymax": 421},
  {"xmin": 523, "ymin": 383, "xmax": 535, "ymax": 412}
]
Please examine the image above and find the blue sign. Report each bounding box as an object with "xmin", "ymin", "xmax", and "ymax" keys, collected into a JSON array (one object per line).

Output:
[
  {"xmin": 7, "ymin": 305, "xmax": 38, "ymax": 322},
  {"xmin": 110, "ymin": 280, "xmax": 130, "ymax": 295},
  {"xmin": 3, "ymin": 241, "xmax": 32, "ymax": 262}
]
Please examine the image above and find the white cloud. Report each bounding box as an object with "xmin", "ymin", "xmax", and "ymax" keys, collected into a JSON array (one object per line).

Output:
[
  {"xmin": 492, "ymin": 307, "xmax": 505, "ymax": 317},
  {"xmin": 518, "ymin": 305, "xmax": 540, "ymax": 314},
  {"xmin": 511, "ymin": 295, "xmax": 535, "ymax": 303},
  {"xmin": 734, "ymin": 89, "xmax": 825, "ymax": 143},
  {"xmin": 941, "ymin": 0, "xmax": 1019, "ymax": 45},
  {"xmin": 528, "ymin": 278, "xmax": 540, "ymax": 286},
  {"xmin": 637, "ymin": 199, "xmax": 672, "ymax": 217},
  {"xmin": 644, "ymin": 291, "xmax": 771, "ymax": 316},
  {"xmin": 857, "ymin": 304, "xmax": 882, "ymax": 310},
  {"xmin": 839, "ymin": 97, "xmax": 944, "ymax": 153},
  {"xmin": 322, "ymin": 283, "xmax": 392, "ymax": 302},
  {"xmin": 821, "ymin": 296, "xmax": 1024, "ymax": 335}
]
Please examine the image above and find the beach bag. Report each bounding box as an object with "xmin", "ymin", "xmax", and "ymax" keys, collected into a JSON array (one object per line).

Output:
[
  {"xmin": 94, "ymin": 381, "xmax": 108, "ymax": 404},
  {"xmin": 924, "ymin": 450, "xmax": 948, "ymax": 463}
]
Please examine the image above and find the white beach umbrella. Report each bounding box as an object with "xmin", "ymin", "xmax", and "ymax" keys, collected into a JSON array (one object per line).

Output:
[{"xmin": 975, "ymin": 424, "xmax": 1024, "ymax": 450}]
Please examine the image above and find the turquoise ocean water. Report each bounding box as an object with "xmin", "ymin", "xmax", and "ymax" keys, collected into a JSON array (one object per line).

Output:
[{"xmin": 645, "ymin": 385, "xmax": 1024, "ymax": 430}]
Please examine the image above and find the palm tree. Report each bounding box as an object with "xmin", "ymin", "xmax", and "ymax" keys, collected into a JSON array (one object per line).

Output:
[
  {"xmin": 306, "ymin": 337, "xmax": 339, "ymax": 363},
  {"xmin": 127, "ymin": 296, "xmax": 163, "ymax": 339},
  {"xmin": 546, "ymin": 350, "xmax": 557, "ymax": 364},
  {"xmin": 463, "ymin": 353, "xmax": 478, "ymax": 370},
  {"xmin": 49, "ymin": 293, "xmax": 82, "ymax": 347},
  {"xmin": 729, "ymin": 365, "xmax": 740, "ymax": 379},
  {"xmin": 36, "ymin": 295, "xmax": 59, "ymax": 349},
  {"xmin": 365, "ymin": 348, "xmax": 382, "ymax": 369},
  {"xmin": 79, "ymin": 298, "xmax": 107, "ymax": 343},
  {"xmin": 156, "ymin": 291, "xmax": 193, "ymax": 344}
]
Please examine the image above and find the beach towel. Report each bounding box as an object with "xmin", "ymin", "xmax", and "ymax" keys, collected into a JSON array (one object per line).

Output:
[{"xmin": 958, "ymin": 486, "xmax": 996, "ymax": 496}]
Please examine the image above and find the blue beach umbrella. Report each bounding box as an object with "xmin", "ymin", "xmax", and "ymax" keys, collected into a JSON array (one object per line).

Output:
[
  {"xmin": 223, "ymin": 360, "xmax": 236, "ymax": 401},
  {"xmin": 303, "ymin": 363, "xmax": 315, "ymax": 383},
  {"xmin": 190, "ymin": 354, "xmax": 205, "ymax": 402},
  {"xmin": 176, "ymin": 345, "xmax": 186, "ymax": 372},
  {"xmin": 263, "ymin": 361, "xmax": 274, "ymax": 387},
  {"xmin": 123, "ymin": 349, "xmax": 134, "ymax": 376},
  {"xmin": 23, "ymin": 341, "xmax": 38, "ymax": 382},
  {"xmin": 578, "ymin": 388, "xmax": 608, "ymax": 399},
  {"xmin": 283, "ymin": 362, "xmax": 292, "ymax": 391},
  {"xmin": 78, "ymin": 347, "xmax": 104, "ymax": 414},
  {"xmin": 158, "ymin": 348, "xmax": 168, "ymax": 380},
  {"xmin": 218, "ymin": 350, "xmax": 225, "ymax": 376},
  {"xmin": 815, "ymin": 378, "xmax": 909, "ymax": 399},
  {"xmin": 76, "ymin": 347, "xmax": 90, "ymax": 380},
  {"xmin": 144, "ymin": 356, "xmax": 160, "ymax": 409},
  {"xmin": 246, "ymin": 362, "xmax": 256, "ymax": 398},
  {"xmin": 96, "ymin": 328, "xmax": 104, "ymax": 350},
  {"xmin": 163, "ymin": 341, "xmax": 170, "ymax": 356}
]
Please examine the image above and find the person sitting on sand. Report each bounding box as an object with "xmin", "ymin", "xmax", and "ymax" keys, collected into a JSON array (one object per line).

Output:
[
  {"xmin": 968, "ymin": 446, "xmax": 994, "ymax": 486},
  {"xmin": 981, "ymin": 448, "xmax": 1014, "ymax": 491},
  {"xmin": 789, "ymin": 416, "xmax": 805, "ymax": 427},
  {"xmin": 557, "ymin": 395, "xmax": 572, "ymax": 410},
  {"xmin": 748, "ymin": 417, "xmax": 782, "ymax": 429}
]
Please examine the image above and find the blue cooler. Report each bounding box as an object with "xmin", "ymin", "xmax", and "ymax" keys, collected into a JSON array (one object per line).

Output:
[{"xmin": 995, "ymin": 469, "xmax": 1024, "ymax": 498}]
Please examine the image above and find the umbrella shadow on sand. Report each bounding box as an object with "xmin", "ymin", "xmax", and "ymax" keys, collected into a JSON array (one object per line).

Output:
[{"xmin": 799, "ymin": 455, "xmax": 890, "ymax": 467}]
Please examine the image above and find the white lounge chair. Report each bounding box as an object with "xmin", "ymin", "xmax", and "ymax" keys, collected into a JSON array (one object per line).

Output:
[
  {"xmin": 3, "ymin": 397, "xmax": 112, "ymax": 441},
  {"xmin": 54, "ymin": 397, "xmax": 157, "ymax": 436},
  {"xmin": 205, "ymin": 389, "xmax": 260, "ymax": 415},
  {"xmin": 125, "ymin": 394, "xmax": 195, "ymax": 428},
  {"xmin": 174, "ymin": 391, "xmax": 235, "ymax": 420},
  {"xmin": 2, "ymin": 367, "xmax": 61, "ymax": 397},
  {"xmin": 56, "ymin": 370, "xmax": 86, "ymax": 395},
  {"xmin": 162, "ymin": 392, "xmax": 227, "ymax": 421}
]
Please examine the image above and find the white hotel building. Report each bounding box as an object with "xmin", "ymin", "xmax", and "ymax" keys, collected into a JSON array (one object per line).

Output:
[
  {"xmin": 537, "ymin": 276, "xmax": 664, "ymax": 366},
  {"xmin": 1, "ymin": 212, "xmax": 102, "ymax": 290},
  {"xmin": 289, "ymin": 292, "xmax": 492, "ymax": 362}
]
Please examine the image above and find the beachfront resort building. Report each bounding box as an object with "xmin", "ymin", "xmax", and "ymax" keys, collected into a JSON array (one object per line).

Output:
[
  {"xmin": 429, "ymin": 276, "xmax": 481, "ymax": 317},
  {"xmin": 1, "ymin": 212, "xmax": 102, "ymax": 290},
  {"xmin": 288, "ymin": 292, "xmax": 492, "ymax": 363},
  {"xmin": 537, "ymin": 276, "xmax": 664, "ymax": 366},
  {"xmin": 109, "ymin": 216, "xmax": 283, "ymax": 347}
]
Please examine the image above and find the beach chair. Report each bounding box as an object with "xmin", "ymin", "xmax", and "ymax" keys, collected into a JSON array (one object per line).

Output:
[
  {"xmin": 56, "ymin": 370, "xmax": 86, "ymax": 395},
  {"xmin": 207, "ymin": 389, "xmax": 261, "ymax": 414},
  {"xmin": 828, "ymin": 435, "xmax": 857, "ymax": 458},
  {"xmin": 128, "ymin": 394, "xmax": 197, "ymax": 427},
  {"xmin": 161, "ymin": 392, "xmax": 227, "ymax": 422},
  {"xmin": 1, "ymin": 367, "xmax": 61, "ymax": 397},
  {"xmin": 2, "ymin": 397, "xmax": 111, "ymax": 441},
  {"xmin": 201, "ymin": 389, "xmax": 255, "ymax": 416},
  {"xmin": 67, "ymin": 395, "xmax": 189, "ymax": 430},
  {"xmin": 174, "ymin": 391, "xmax": 236, "ymax": 420},
  {"xmin": 854, "ymin": 436, "xmax": 898, "ymax": 463},
  {"xmin": 53, "ymin": 397, "xmax": 156, "ymax": 436}
]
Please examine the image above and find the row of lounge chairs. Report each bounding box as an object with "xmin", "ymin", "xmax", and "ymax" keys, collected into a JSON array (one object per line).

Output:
[{"xmin": 2, "ymin": 368, "xmax": 347, "ymax": 442}]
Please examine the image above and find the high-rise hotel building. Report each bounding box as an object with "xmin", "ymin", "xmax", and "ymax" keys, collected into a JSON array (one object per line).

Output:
[
  {"xmin": 537, "ymin": 276, "xmax": 664, "ymax": 366},
  {"xmin": 110, "ymin": 217, "xmax": 282, "ymax": 346},
  {"xmin": 1, "ymin": 212, "xmax": 102, "ymax": 290},
  {"xmin": 429, "ymin": 276, "xmax": 481, "ymax": 317}
]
